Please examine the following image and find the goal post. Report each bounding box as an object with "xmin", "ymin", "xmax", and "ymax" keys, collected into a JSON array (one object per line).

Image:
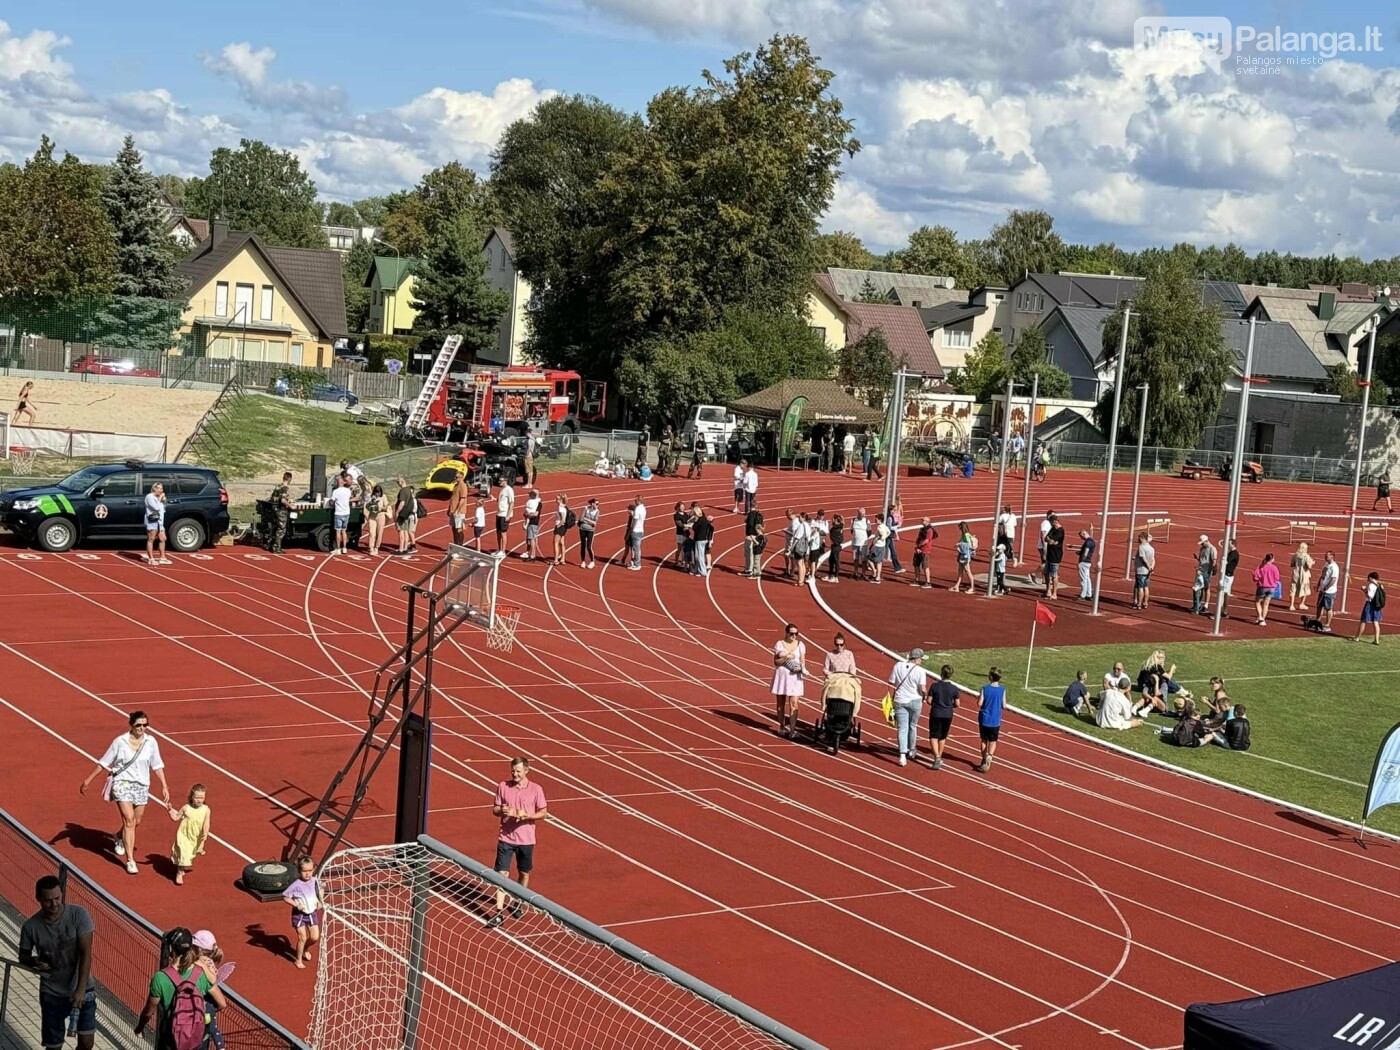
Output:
[{"xmin": 311, "ymin": 837, "xmax": 823, "ymax": 1050}]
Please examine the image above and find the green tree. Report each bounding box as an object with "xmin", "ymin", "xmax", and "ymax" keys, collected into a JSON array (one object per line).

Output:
[
  {"xmin": 352, "ymin": 196, "xmax": 389, "ymax": 227},
  {"xmin": 855, "ymin": 276, "xmax": 888, "ymax": 303},
  {"xmin": 184, "ymin": 139, "xmax": 324, "ymax": 248},
  {"xmin": 986, "ymin": 209, "xmax": 1066, "ymax": 286},
  {"xmin": 1009, "ymin": 325, "xmax": 1072, "ymax": 398},
  {"xmin": 0, "ymin": 136, "xmax": 116, "ymax": 299},
  {"xmin": 951, "ymin": 331, "xmax": 1010, "ymax": 401},
  {"xmin": 323, "ymin": 201, "xmax": 361, "ymax": 227},
  {"xmin": 409, "ymin": 213, "xmax": 508, "ymax": 355},
  {"xmin": 895, "ymin": 225, "xmax": 985, "ymax": 287},
  {"xmin": 1061, "ymin": 241, "xmax": 1133, "ymax": 276},
  {"xmin": 1317, "ymin": 363, "xmax": 1389, "ymax": 405},
  {"xmin": 813, "ymin": 230, "xmax": 874, "ymax": 271},
  {"xmin": 95, "ymin": 136, "xmax": 186, "ymax": 353},
  {"xmin": 342, "ymin": 238, "xmax": 376, "ymax": 333},
  {"xmin": 839, "ymin": 328, "xmax": 899, "ymax": 408},
  {"xmin": 154, "ymin": 173, "xmax": 186, "ymax": 210},
  {"xmin": 1096, "ymin": 256, "xmax": 1232, "ymax": 448}
]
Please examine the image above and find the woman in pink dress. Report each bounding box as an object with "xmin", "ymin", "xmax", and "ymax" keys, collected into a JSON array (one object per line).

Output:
[
  {"xmin": 770, "ymin": 623, "xmax": 806, "ymax": 739},
  {"xmin": 1252, "ymin": 552, "xmax": 1281, "ymax": 626}
]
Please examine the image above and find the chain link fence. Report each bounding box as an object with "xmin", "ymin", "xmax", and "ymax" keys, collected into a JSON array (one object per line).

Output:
[{"xmin": 1044, "ymin": 440, "xmax": 1385, "ymax": 486}]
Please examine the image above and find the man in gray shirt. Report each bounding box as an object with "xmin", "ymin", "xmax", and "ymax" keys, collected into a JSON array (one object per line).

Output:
[
  {"xmin": 19, "ymin": 874, "xmax": 96, "ymax": 1050},
  {"xmin": 1132, "ymin": 532, "xmax": 1156, "ymax": 610}
]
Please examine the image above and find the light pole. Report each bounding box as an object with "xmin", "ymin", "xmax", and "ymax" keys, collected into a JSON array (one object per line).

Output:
[
  {"xmin": 1016, "ymin": 371, "xmax": 1039, "ymax": 566},
  {"xmin": 1212, "ymin": 318, "xmax": 1259, "ymax": 636},
  {"xmin": 1123, "ymin": 382, "xmax": 1149, "ymax": 579},
  {"xmin": 373, "ymin": 237, "xmax": 401, "ymax": 336},
  {"xmin": 1340, "ymin": 323, "xmax": 1380, "ymax": 615},
  {"xmin": 1091, "ymin": 306, "xmax": 1131, "ymax": 616},
  {"xmin": 986, "ymin": 376, "xmax": 1017, "ymax": 597}
]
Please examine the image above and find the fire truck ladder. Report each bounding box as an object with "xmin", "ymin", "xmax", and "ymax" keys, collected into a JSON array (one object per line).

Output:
[{"xmin": 404, "ymin": 333, "xmax": 463, "ymax": 433}]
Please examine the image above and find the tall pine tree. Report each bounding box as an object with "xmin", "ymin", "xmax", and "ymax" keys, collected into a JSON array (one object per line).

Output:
[
  {"xmin": 95, "ymin": 136, "xmax": 186, "ymax": 354},
  {"xmin": 409, "ymin": 213, "xmax": 508, "ymax": 357}
]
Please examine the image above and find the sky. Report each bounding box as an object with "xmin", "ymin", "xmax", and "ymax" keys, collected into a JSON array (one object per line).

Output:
[{"xmin": 2, "ymin": 0, "xmax": 1398, "ymax": 259}]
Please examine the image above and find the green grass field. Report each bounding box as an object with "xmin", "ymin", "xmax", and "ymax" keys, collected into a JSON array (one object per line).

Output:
[
  {"xmin": 925, "ymin": 637, "xmax": 1400, "ymax": 837},
  {"xmin": 190, "ymin": 395, "xmax": 396, "ymax": 480}
]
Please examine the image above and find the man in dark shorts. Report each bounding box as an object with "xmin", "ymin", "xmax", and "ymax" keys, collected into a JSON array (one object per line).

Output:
[
  {"xmin": 394, "ymin": 476, "xmax": 417, "ymax": 555},
  {"xmin": 977, "ymin": 668, "xmax": 1006, "ymax": 773},
  {"xmin": 486, "ymin": 758, "xmax": 548, "ymax": 929},
  {"xmin": 927, "ymin": 666, "xmax": 960, "ymax": 771},
  {"xmin": 1042, "ymin": 514, "xmax": 1065, "ymax": 600},
  {"xmin": 1375, "ymin": 470, "xmax": 1393, "ymax": 513},
  {"xmin": 20, "ymin": 874, "xmax": 97, "ymax": 1050}
]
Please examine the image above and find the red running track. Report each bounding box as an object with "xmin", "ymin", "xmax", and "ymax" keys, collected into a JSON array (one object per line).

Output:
[{"xmin": 1, "ymin": 465, "xmax": 1398, "ymax": 1049}]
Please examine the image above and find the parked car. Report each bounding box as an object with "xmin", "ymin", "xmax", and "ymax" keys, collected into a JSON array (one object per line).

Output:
[
  {"xmin": 70, "ymin": 354, "xmax": 162, "ymax": 378},
  {"xmin": 0, "ymin": 462, "xmax": 230, "ymax": 553},
  {"xmin": 269, "ymin": 377, "xmax": 360, "ymax": 406}
]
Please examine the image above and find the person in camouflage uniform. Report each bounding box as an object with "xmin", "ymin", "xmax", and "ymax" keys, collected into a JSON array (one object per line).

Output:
[
  {"xmin": 657, "ymin": 427, "xmax": 674, "ymax": 477},
  {"xmin": 266, "ymin": 471, "xmax": 293, "ymax": 552}
]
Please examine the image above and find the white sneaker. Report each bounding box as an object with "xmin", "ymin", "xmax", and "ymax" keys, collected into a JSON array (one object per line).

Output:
[
  {"xmin": 328, "ymin": 549, "xmax": 340, "ymax": 556},
  {"xmin": 157, "ymin": 558, "xmax": 172, "ymax": 565},
  {"xmin": 898, "ymin": 753, "xmax": 907, "ymax": 767},
  {"xmin": 588, "ymin": 561, "xmax": 596, "ymax": 568},
  {"xmin": 125, "ymin": 860, "xmax": 138, "ymax": 875},
  {"xmin": 113, "ymin": 835, "xmax": 125, "ymax": 857}
]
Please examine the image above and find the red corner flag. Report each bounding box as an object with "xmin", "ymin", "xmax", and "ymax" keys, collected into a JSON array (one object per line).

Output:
[{"xmin": 1034, "ymin": 602, "xmax": 1057, "ymax": 627}]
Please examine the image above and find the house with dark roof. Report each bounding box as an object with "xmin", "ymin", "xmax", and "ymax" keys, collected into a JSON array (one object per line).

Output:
[
  {"xmin": 365, "ymin": 256, "xmax": 421, "ymax": 336},
  {"xmin": 917, "ymin": 285, "xmax": 1008, "ymax": 372},
  {"xmin": 825, "ymin": 267, "xmax": 963, "ymax": 310},
  {"xmin": 481, "ymin": 227, "xmax": 533, "ymax": 366},
  {"xmin": 1243, "ymin": 290, "xmax": 1388, "ymax": 372},
  {"xmin": 1219, "ymin": 318, "xmax": 1329, "ymax": 393},
  {"xmin": 177, "ymin": 219, "xmax": 347, "ymax": 367},
  {"xmin": 166, "ymin": 215, "xmax": 209, "ymax": 249},
  {"xmin": 1039, "ymin": 305, "xmax": 1115, "ymax": 401},
  {"xmin": 807, "ymin": 273, "xmax": 857, "ymax": 353},
  {"xmin": 1001, "ymin": 272, "xmax": 1144, "ymax": 345},
  {"xmin": 844, "ymin": 300, "xmax": 945, "ymax": 380}
]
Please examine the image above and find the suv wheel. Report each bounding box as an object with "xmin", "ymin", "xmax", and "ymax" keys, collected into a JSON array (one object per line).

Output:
[
  {"xmin": 37, "ymin": 517, "xmax": 78, "ymax": 553},
  {"xmin": 168, "ymin": 518, "xmax": 207, "ymax": 552}
]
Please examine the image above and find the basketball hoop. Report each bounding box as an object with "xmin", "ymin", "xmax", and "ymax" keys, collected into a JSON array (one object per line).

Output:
[
  {"xmin": 9, "ymin": 447, "xmax": 35, "ymax": 475},
  {"xmin": 487, "ymin": 605, "xmax": 522, "ymax": 653}
]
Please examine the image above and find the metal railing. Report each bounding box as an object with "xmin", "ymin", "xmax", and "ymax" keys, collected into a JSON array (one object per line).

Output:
[
  {"xmin": 1045, "ymin": 440, "xmax": 1382, "ymax": 486},
  {"xmin": 0, "ymin": 807, "xmax": 307, "ymax": 1049}
]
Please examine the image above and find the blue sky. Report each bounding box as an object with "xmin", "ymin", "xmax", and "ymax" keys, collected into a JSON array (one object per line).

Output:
[{"xmin": 3, "ymin": 1, "xmax": 1398, "ymax": 257}]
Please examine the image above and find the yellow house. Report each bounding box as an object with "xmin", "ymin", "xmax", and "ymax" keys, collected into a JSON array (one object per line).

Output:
[
  {"xmin": 177, "ymin": 220, "xmax": 347, "ymax": 367},
  {"xmin": 364, "ymin": 256, "xmax": 420, "ymax": 336},
  {"xmin": 481, "ymin": 227, "xmax": 532, "ymax": 366},
  {"xmin": 806, "ymin": 273, "xmax": 855, "ymax": 352}
]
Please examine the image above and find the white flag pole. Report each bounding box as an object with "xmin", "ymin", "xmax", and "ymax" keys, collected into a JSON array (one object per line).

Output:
[{"xmin": 1025, "ymin": 616, "xmax": 1039, "ymax": 690}]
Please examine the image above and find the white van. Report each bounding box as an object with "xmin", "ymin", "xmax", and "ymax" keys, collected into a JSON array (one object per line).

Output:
[{"xmin": 680, "ymin": 404, "xmax": 738, "ymax": 450}]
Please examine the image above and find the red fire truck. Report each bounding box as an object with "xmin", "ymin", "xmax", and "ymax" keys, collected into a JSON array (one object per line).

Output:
[{"xmin": 420, "ymin": 367, "xmax": 607, "ymax": 442}]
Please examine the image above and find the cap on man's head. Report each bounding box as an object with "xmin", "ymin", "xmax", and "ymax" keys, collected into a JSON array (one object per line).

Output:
[
  {"xmin": 1199, "ymin": 534, "xmax": 1209, "ymax": 543},
  {"xmin": 909, "ymin": 648, "xmax": 925, "ymax": 661}
]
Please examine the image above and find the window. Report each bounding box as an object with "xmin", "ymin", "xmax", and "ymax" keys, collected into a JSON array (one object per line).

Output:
[
  {"xmin": 265, "ymin": 341, "xmax": 288, "ymax": 363},
  {"xmin": 943, "ymin": 328, "xmax": 972, "ymax": 349},
  {"xmin": 260, "ymin": 286, "xmax": 274, "ymax": 321},
  {"xmin": 97, "ymin": 473, "xmax": 139, "ymax": 497},
  {"xmin": 290, "ymin": 342, "xmax": 305, "ymax": 366},
  {"xmin": 234, "ymin": 283, "xmax": 254, "ymax": 322},
  {"xmin": 499, "ymin": 248, "xmax": 505, "ymax": 271},
  {"xmin": 697, "ymin": 406, "xmax": 728, "ymax": 424},
  {"xmin": 241, "ymin": 339, "xmax": 265, "ymax": 361},
  {"xmin": 810, "ymin": 326, "xmax": 826, "ymax": 343},
  {"xmin": 215, "ymin": 282, "xmax": 229, "ymax": 317}
]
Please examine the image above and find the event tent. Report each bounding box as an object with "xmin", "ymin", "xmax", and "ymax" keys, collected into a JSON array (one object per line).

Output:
[
  {"xmin": 1185, "ymin": 961, "xmax": 1400, "ymax": 1049},
  {"xmin": 726, "ymin": 379, "xmax": 885, "ymax": 428}
]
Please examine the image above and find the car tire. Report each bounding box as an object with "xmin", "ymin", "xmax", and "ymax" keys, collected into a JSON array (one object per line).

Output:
[
  {"xmin": 337, "ymin": 395, "xmax": 350, "ymax": 404},
  {"xmin": 313, "ymin": 526, "xmax": 333, "ymax": 553},
  {"xmin": 241, "ymin": 860, "xmax": 296, "ymax": 895},
  {"xmin": 37, "ymin": 517, "xmax": 78, "ymax": 553},
  {"xmin": 168, "ymin": 518, "xmax": 207, "ymax": 553}
]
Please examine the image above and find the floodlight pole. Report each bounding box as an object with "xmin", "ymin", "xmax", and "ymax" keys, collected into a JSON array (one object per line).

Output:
[
  {"xmin": 1091, "ymin": 307, "xmax": 1131, "ymax": 616},
  {"xmin": 986, "ymin": 376, "xmax": 1016, "ymax": 597},
  {"xmin": 1212, "ymin": 318, "xmax": 1258, "ymax": 636},
  {"xmin": 1340, "ymin": 324, "xmax": 1379, "ymax": 615},
  {"xmin": 1123, "ymin": 382, "xmax": 1150, "ymax": 579},
  {"xmin": 1016, "ymin": 371, "xmax": 1039, "ymax": 566},
  {"xmin": 882, "ymin": 369, "xmax": 910, "ymax": 513}
]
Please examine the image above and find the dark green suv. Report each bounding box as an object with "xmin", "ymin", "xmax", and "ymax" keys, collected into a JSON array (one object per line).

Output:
[{"xmin": 0, "ymin": 462, "xmax": 230, "ymax": 552}]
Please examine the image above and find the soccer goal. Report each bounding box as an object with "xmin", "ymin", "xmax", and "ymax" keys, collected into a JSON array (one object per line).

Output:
[{"xmin": 310, "ymin": 837, "xmax": 818, "ymax": 1050}]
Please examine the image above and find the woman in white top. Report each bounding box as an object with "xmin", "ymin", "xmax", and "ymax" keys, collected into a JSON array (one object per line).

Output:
[
  {"xmin": 79, "ymin": 711, "xmax": 171, "ymax": 875},
  {"xmin": 553, "ymin": 495, "xmax": 570, "ymax": 566},
  {"xmin": 771, "ymin": 623, "xmax": 807, "ymax": 739},
  {"xmin": 850, "ymin": 510, "xmax": 870, "ymax": 579},
  {"xmin": 888, "ymin": 649, "xmax": 930, "ymax": 766},
  {"xmin": 1095, "ymin": 677, "xmax": 1143, "ymax": 731}
]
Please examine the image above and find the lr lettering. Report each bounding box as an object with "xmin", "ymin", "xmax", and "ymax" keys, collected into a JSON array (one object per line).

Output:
[{"xmin": 1334, "ymin": 1013, "xmax": 1400, "ymax": 1046}]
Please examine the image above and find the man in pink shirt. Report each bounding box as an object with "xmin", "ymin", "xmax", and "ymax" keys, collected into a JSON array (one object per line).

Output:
[{"xmin": 486, "ymin": 757, "xmax": 548, "ymax": 928}]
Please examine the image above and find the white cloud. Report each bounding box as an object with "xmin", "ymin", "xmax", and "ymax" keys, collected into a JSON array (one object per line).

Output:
[
  {"xmin": 201, "ymin": 42, "xmax": 348, "ymax": 116},
  {"xmin": 821, "ymin": 176, "xmax": 912, "ymax": 244}
]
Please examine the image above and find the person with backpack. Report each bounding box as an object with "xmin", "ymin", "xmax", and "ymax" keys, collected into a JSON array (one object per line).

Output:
[
  {"xmin": 135, "ymin": 926, "xmax": 226, "ymax": 1049},
  {"xmin": 1169, "ymin": 699, "xmax": 1207, "ymax": 748},
  {"xmin": 1354, "ymin": 571, "xmax": 1386, "ymax": 644},
  {"xmin": 553, "ymin": 495, "xmax": 574, "ymax": 566}
]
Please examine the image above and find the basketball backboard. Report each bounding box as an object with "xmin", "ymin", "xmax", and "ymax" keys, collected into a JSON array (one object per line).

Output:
[{"xmin": 437, "ymin": 544, "xmax": 502, "ymax": 629}]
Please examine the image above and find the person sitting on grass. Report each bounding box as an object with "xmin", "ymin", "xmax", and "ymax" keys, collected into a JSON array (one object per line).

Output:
[
  {"xmin": 1061, "ymin": 670, "xmax": 1091, "ymax": 717},
  {"xmin": 1096, "ymin": 674, "xmax": 1143, "ymax": 730},
  {"xmin": 1168, "ymin": 699, "xmax": 1207, "ymax": 748},
  {"xmin": 1133, "ymin": 649, "xmax": 1189, "ymax": 717},
  {"xmin": 1201, "ymin": 703, "xmax": 1251, "ymax": 751},
  {"xmin": 1204, "ymin": 676, "xmax": 1231, "ymax": 720}
]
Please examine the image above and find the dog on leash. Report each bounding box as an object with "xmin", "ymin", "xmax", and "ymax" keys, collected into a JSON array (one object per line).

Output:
[{"xmin": 1300, "ymin": 614, "xmax": 1329, "ymax": 633}]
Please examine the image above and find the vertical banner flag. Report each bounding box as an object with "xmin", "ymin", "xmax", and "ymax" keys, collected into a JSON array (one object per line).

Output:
[
  {"xmin": 779, "ymin": 396, "xmax": 807, "ymax": 461},
  {"xmin": 1026, "ymin": 602, "xmax": 1057, "ymax": 688},
  {"xmin": 1362, "ymin": 722, "xmax": 1400, "ymax": 822}
]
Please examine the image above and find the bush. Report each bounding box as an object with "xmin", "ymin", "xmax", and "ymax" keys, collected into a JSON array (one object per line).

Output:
[
  {"xmin": 278, "ymin": 367, "xmax": 322, "ymax": 399},
  {"xmin": 366, "ymin": 334, "xmax": 419, "ymax": 373}
]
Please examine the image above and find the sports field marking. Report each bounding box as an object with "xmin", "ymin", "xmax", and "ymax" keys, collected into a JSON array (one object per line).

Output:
[{"xmin": 605, "ymin": 884, "xmax": 959, "ymax": 927}]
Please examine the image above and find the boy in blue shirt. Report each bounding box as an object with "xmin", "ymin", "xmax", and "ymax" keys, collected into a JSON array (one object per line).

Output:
[{"xmin": 977, "ymin": 668, "xmax": 1006, "ymax": 772}]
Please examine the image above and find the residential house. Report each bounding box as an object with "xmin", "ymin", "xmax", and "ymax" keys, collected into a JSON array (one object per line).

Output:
[
  {"xmin": 808, "ymin": 273, "xmax": 856, "ymax": 352},
  {"xmin": 177, "ymin": 219, "xmax": 347, "ymax": 367},
  {"xmin": 1001, "ymin": 272, "xmax": 1144, "ymax": 345},
  {"xmin": 166, "ymin": 215, "xmax": 209, "ymax": 249},
  {"xmin": 1040, "ymin": 305, "xmax": 1115, "ymax": 401},
  {"xmin": 1243, "ymin": 291, "xmax": 1388, "ymax": 372},
  {"xmin": 480, "ymin": 227, "xmax": 533, "ymax": 367},
  {"xmin": 825, "ymin": 267, "xmax": 964, "ymax": 310},
  {"xmin": 322, "ymin": 225, "xmax": 380, "ymax": 252},
  {"xmin": 844, "ymin": 300, "xmax": 945, "ymax": 381},
  {"xmin": 918, "ymin": 285, "xmax": 1008, "ymax": 372},
  {"xmin": 364, "ymin": 256, "xmax": 420, "ymax": 336},
  {"xmin": 1219, "ymin": 318, "xmax": 1329, "ymax": 394}
]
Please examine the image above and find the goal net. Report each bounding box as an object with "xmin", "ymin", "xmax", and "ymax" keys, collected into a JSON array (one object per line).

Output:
[{"xmin": 310, "ymin": 838, "xmax": 816, "ymax": 1050}]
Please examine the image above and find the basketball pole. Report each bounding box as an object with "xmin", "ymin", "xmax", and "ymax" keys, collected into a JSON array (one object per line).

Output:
[
  {"xmin": 986, "ymin": 376, "xmax": 1016, "ymax": 597},
  {"xmin": 1091, "ymin": 307, "xmax": 1131, "ymax": 616},
  {"xmin": 1123, "ymin": 382, "xmax": 1149, "ymax": 579},
  {"xmin": 1340, "ymin": 324, "xmax": 1378, "ymax": 616},
  {"xmin": 1212, "ymin": 318, "xmax": 1257, "ymax": 637},
  {"xmin": 1016, "ymin": 372, "xmax": 1039, "ymax": 567}
]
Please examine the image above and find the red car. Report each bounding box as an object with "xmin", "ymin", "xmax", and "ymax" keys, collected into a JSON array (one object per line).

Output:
[{"xmin": 69, "ymin": 354, "xmax": 162, "ymax": 377}]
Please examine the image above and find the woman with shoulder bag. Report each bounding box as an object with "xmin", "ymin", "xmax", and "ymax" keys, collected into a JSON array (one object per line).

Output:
[
  {"xmin": 80, "ymin": 711, "xmax": 170, "ymax": 875},
  {"xmin": 363, "ymin": 484, "xmax": 388, "ymax": 557}
]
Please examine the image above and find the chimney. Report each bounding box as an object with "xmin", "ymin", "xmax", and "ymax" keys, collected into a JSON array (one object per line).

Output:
[
  {"xmin": 1317, "ymin": 291, "xmax": 1336, "ymax": 321},
  {"xmin": 210, "ymin": 217, "xmax": 228, "ymax": 249}
]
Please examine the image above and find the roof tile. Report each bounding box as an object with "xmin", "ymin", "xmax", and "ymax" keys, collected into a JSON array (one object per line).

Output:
[{"xmin": 844, "ymin": 301, "xmax": 944, "ymax": 378}]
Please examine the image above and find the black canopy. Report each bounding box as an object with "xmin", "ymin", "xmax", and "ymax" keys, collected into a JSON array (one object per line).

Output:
[{"xmin": 1185, "ymin": 962, "xmax": 1400, "ymax": 1050}]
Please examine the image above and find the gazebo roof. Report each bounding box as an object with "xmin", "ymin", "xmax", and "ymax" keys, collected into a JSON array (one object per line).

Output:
[{"xmin": 727, "ymin": 379, "xmax": 886, "ymax": 427}]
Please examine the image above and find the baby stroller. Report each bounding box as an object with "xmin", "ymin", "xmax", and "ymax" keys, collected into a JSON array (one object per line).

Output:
[{"xmin": 814, "ymin": 672, "xmax": 864, "ymax": 755}]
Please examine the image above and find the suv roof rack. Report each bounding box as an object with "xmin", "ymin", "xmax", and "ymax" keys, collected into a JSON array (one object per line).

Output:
[{"xmin": 123, "ymin": 459, "xmax": 146, "ymax": 469}]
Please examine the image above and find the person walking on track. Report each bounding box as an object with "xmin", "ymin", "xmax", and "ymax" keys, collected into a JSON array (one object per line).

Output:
[
  {"xmin": 80, "ymin": 711, "xmax": 170, "ymax": 875},
  {"xmin": 486, "ymin": 758, "xmax": 548, "ymax": 929},
  {"xmin": 629, "ymin": 495, "xmax": 647, "ymax": 569},
  {"xmin": 266, "ymin": 472, "xmax": 293, "ymax": 553},
  {"xmin": 976, "ymin": 668, "xmax": 1006, "ymax": 773},
  {"xmin": 770, "ymin": 624, "xmax": 806, "ymax": 739}
]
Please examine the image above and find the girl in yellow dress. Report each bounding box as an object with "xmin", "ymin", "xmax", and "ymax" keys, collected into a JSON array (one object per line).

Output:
[{"xmin": 168, "ymin": 784, "xmax": 210, "ymax": 886}]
